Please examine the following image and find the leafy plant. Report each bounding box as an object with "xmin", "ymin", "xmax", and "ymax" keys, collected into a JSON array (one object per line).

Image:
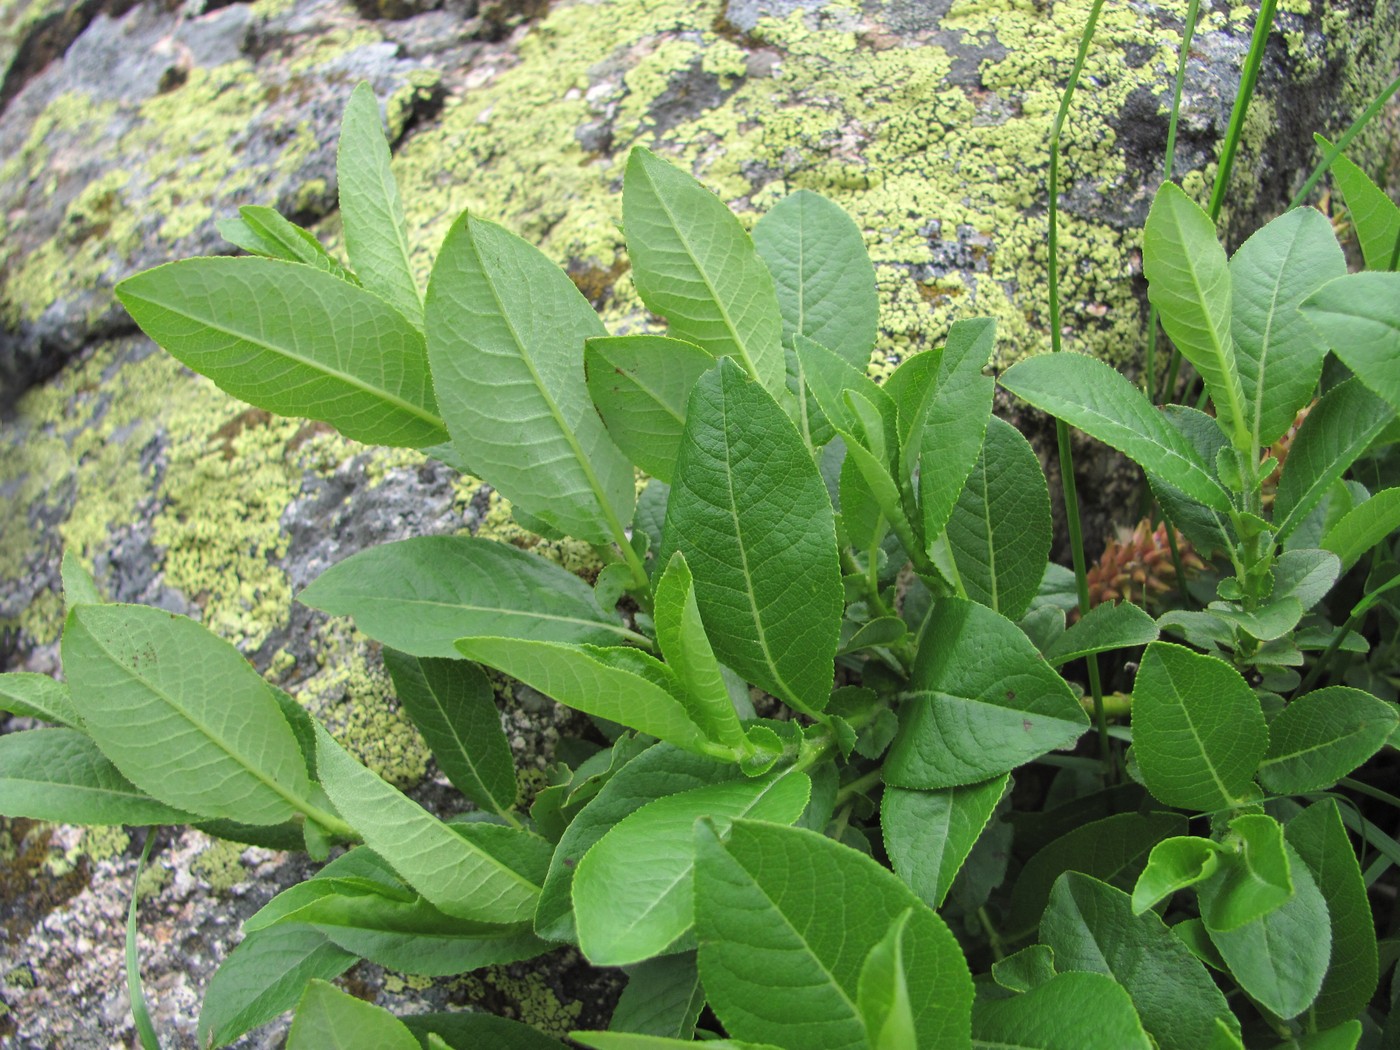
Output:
[{"xmin": 3, "ymin": 73, "xmax": 1400, "ymax": 1050}]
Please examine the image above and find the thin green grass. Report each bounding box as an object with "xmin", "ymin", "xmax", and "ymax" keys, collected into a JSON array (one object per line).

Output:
[{"xmin": 127, "ymin": 831, "xmax": 163, "ymax": 1050}]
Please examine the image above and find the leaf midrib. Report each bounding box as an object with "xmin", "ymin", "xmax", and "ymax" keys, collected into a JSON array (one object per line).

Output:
[
  {"xmin": 341, "ymin": 594, "xmax": 632, "ymax": 640},
  {"xmin": 1155, "ymin": 653, "xmax": 1235, "ymax": 808}
]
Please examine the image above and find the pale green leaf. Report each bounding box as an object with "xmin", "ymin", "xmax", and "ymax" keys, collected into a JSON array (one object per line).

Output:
[
  {"xmin": 287, "ymin": 979, "xmax": 419, "ymax": 1050},
  {"xmin": 573, "ymin": 1035, "xmax": 780, "ymax": 1050},
  {"xmin": 1144, "ymin": 181, "xmax": 1248, "ymax": 446},
  {"xmin": 404, "ymin": 1013, "xmax": 571, "ymax": 1050},
  {"xmin": 60, "ymin": 603, "xmax": 312, "ymax": 824},
  {"xmin": 229, "ymin": 205, "xmax": 358, "ymax": 284},
  {"xmin": 1208, "ymin": 843, "xmax": 1331, "ymax": 1019},
  {"xmin": 654, "ymin": 551, "xmax": 747, "ymax": 750},
  {"xmin": 1322, "ymin": 488, "xmax": 1400, "ymax": 570},
  {"xmin": 313, "ymin": 723, "xmax": 540, "ymax": 923},
  {"xmin": 199, "ymin": 926, "xmax": 355, "ymax": 1048},
  {"xmin": 454, "ymin": 638, "xmax": 715, "ymax": 757},
  {"xmin": 573, "ymin": 771, "xmax": 811, "ymax": 965},
  {"xmin": 1275, "ymin": 377, "xmax": 1395, "ymax": 540},
  {"xmin": 881, "ymin": 775, "xmax": 1010, "ymax": 908},
  {"xmin": 991, "ymin": 944, "xmax": 1057, "ymax": 993},
  {"xmin": 1271, "ymin": 548, "xmax": 1342, "ymax": 610},
  {"xmin": 1043, "ymin": 601, "xmax": 1158, "ymax": 668},
  {"xmin": 299, "ymin": 536, "xmax": 635, "ymax": 657},
  {"xmin": 1197, "ymin": 814, "xmax": 1293, "ymax": 932},
  {"xmin": 946, "ymin": 416, "xmax": 1051, "ymax": 620},
  {"xmin": 338, "ymin": 82, "xmax": 422, "ymax": 328},
  {"xmin": 425, "ymin": 214, "xmax": 633, "ymax": 543},
  {"xmin": 382, "ymin": 650, "xmax": 516, "ymax": 815},
  {"xmin": 857, "ymin": 910, "xmax": 917, "ymax": 1050},
  {"xmin": 1230, "ymin": 205, "xmax": 1346, "ymax": 449},
  {"xmin": 624, "ymin": 147, "xmax": 784, "ymax": 397},
  {"xmin": 1258, "ymin": 686, "xmax": 1398, "ymax": 794},
  {"xmin": 584, "ymin": 334, "xmax": 715, "ymax": 482},
  {"xmin": 0, "ymin": 728, "xmax": 198, "ymax": 826},
  {"xmin": 1131, "ymin": 836, "xmax": 1221, "ymax": 914},
  {"xmin": 115, "ymin": 258, "xmax": 445, "ymax": 448},
  {"xmin": 752, "ymin": 188, "xmax": 877, "ymax": 368},
  {"xmin": 885, "ymin": 599, "xmax": 1088, "ymax": 789},
  {"xmin": 971, "ymin": 971, "xmax": 1152, "ymax": 1050},
  {"xmin": 1130, "ymin": 642, "xmax": 1267, "ymax": 812},
  {"xmin": 662, "ymin": 358, "xmax": 843, "ymax": 715},
  {"xmin": 0, "ymin": 671, "xmax": 80, "ymax": 727},
  {"xmin": 695, "ymin": 820, "xmax": 973, "ymax": 1050},
  {"xmin": 61, "ymin": 550, "xmax": 102, "ymax": 609},
  {"xmin": 1286, "ymin": 800, "xmax": 1378, "ymax": 1030},
  {"xmin": 1000, "ymin": 352, "xmax": 1231, "ymax": 511},
  {"xmin": 1319, "ymin": 134, "xmax": 1400, "ymax": 272},
  {"xmin": 1040, "ymin": 873, "xmax": 1239, "ymax": 1050},
  {"xmin": 610, "ymin": 953, "xmax": 704, "ymax": 1040}
]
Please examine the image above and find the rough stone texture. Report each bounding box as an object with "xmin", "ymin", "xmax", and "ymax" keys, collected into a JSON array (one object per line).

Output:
[{"xmin": 0, "ymin": 0, "xmax": 1397, "ymax": 1044}]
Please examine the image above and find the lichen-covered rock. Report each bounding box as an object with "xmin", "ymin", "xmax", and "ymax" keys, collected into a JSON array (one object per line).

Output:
[{"xmin": 0, "ymin": 0, "xmax": 1396, "ymax": 1044}]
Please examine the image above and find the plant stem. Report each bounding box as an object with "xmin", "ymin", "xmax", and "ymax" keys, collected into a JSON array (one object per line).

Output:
[
  {"xmin": 1046, "ymin": 0, "xmax": 1112, "ymax": 778},
  {"xmin": 835, "ymin": 767, "xmax": 884, "ymax": 806},
  {"xmin": 1206, "ymin": 0, "xmax": 1278, "ymax": 222},
  {"xmin": 127, "ymin": 832, "xmax": 163, "ymax": 1050},
  {"xmin": 977, "ymin": 907, "xmax": 1007, "ymax": 963}
]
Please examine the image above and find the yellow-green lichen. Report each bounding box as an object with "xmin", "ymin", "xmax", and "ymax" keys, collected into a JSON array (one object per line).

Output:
[
  {"xmin": 78, "ymin": 825, "xmax": 130, "ymax": 864},
  {"xmin": 190, "ymin": 837, "xmax": 247, "ymax": 892},
  {"xmin": 458, "ymin": 966, "xmax": 584, "ymax": 1038},
  {"xmin": 135, "ymin": 857, "xmax": 171, "ymax": 901}
]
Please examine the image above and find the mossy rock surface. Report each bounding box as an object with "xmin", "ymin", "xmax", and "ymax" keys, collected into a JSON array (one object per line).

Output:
[{"xmin": 0, "ymin": 0, "xmax": 1397, "ymax": 1045}]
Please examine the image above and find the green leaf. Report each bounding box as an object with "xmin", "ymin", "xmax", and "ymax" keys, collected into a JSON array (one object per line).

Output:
[
  {"xmin": 61, "ymin": 550, "xmax": 102, "ymax": 609},
  {"xmin": 946, "ymin": 416, "xmax": 1051, "ymax": 620},
  {"xmin": 404, "ymin": 1013, "xmax": 571, "ymax": 1050},
  {"xmin": 535, "ymin": 743, "xmax": 739, "ymax": 943},
  {"xmin": 1207, "ymin": 842, "xmax": 1331, "ymax": 1019},
  {"xmin": 229, "ymin": 205, "xmax": 358, "ymax": 284},
  {"xmin": 1275, "ymin": 377, "xmax": 1396, "ymax": 540},
  {"xmin": 299, "ymin": 536, "xmax": 635, "ymax": 657},
  {"xmin": 584, "ymin": 334, "xmax": 715, "ymax": 482},
  {"xmin": 287, "ymin": 979, "xmax": 419, "ymax": 1050},
  {"xmin": 198, "ymin": 925, "xmax": 356, "ymax": 1048},
  {"xmin": 1040, "ymin": 873, "xmax": 1240, "ymax": 1050},
  {"xmin": 610, "ymin": 953, "xmax": 704, "ymax": 1040},
  {"xmin": 623, "ymin": 147, "xmax": 784, "ymax": 397},
  {"xmin": 1130, "ymin": 642, "xmax": 1267, "ymax": 812},
  {"xmin": 313, "ymin": 723, "xmax": 540, "ymax": 923},
  {"xmin": 858, "ymin": 909, "xmax": 918, "ymax": 1050},
  {"xmin": 0, "ymin": 671, "xmax": 80, "ymax": 727},
  {"xmin": 654, "ymin": 552, "xmax": 747, "ymax": 751},
  {"xmin": 455, "ymin": 638, "xmax": 716, "ymax": 757},
  {"xmin": 1259, "ymin": 686, "xmax": 1399, "ymax": 794},
  {"xmin": 573, "ymin": 1036, "xmax": 780, "ymax": 1050},
  {"xmin": 1043, "ymin": 601, "xmax": 1158, "ymax": 668},
  {"xmin": 573, "ymin": 771, "xmax": 810, "ymax": 965},
  {"xmin": 1230, "ymin": 205, "xmax": 1346, "ymax": 449},
  {"xmin": 971, "ymin": 971, "xmax": 1152, "ymax": 1050},
  {"xmin": 794, "ymin": 333, "xmax": 898, "ymax": 440},
  {"xmin": 246, "ymin": 876, "xmax": 546, "ymax": 976},
  {"xmin": 991, "ymin": 945, "xmax": 1057, "ymax": 993},
  {"xmin": 1197, "ymin": 815, "xmax": 1292, "ymax": 932},
  {"xmin": 1144, "ymin": 181, "xmax": 1247, "ymax": 446},
  {"xmin": 0, "ymin": 728, "xmax": 198, "ymax": 826},
  {"xmin": 1322, "ymin": 488, "xmax": 1400, "ymax": 570},
  {"xmin": 1131, "ymin": 836, "xmax": 1221, "ymax": 914},
  {"xmin": 337, "ymin": 82, "xmax": 422, "ymax": 329},
  {"xmin": 1007, "ymin": 811, "xmax": 1185, "ymax": 936},
  {"xmin": 60, "ymin": 603, "xmax": 313, "ymax": 824},
  {"xmin": 752, "ymin": 189, "xmax": 878, "ymax": 368},
  {"xmin": 881, "ymin": 775, "xmax": 1010, "ymax": 908},
  {"xmin": 695, "ymin": 819, "xmax": 973, "ymax": 1050},
  {"xmin": 1284, "ymin": 1022, "xmax": 1363, "ymax": 1050},
  {"xmin": 1000, "ymin": 352, "xmax": 1232, "ymax": 511},
  {"xmin": 662, "ymin": 358, "xmax": 843, "ymax": 715},
  {"xmin": 904, "ymin": 318, "xmax": 996, "ymax": 543},
  {"xmin": 115, "ymin": 258, "xmax": 445, "ymax": 448},
  {"xmin": 1286, "ymin": 800, "xmax": 1378, "ymax": 1029},
  {"xmin": 885, "ymin": 599, "xmax": 1088, "ymax": 789},
  {"xmin": 1151, "ymin": 405, "xmax": 1237, "ymax": 555},
  {"xmin": 382, "ymin": 650, "xmax": 516, "ymax": 816},
  {"xmin": 1272, "ymin": 548, "xmax": 1343, "ymax": 610},
  {"xmin": 425, "ymin": 214, "xmax": 634, "ymax": 543},
  {"xmin": 1318, "ymin": 134, "xmax": 1400, "ymax": 272}
]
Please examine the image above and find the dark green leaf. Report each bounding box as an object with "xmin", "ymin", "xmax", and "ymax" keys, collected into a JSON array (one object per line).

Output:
[
  {"xmin": 1259, "ymin": 686, "xmax": 1399, "ymax": 794},
  {"xmin": 337, "ymin": 82, "xmax": 422, "ymax": 328},
  {"xmin": 1043, "ymin": 601, "xmax": 1158, "ymax": 668},
  {"xmin": 971, "ymin": 971, "xmax": 1152, "ymax": 1050},
  {"xmin": 1130, "ymin": 643, "xmax": 1267, "ymax": 812},
  {"xmin": 116, "ymin": 258, "xmax": 445, "ymax": 448},
  {"xmin": 1197, "ymin": 814, "xmax": 1293, "ymax": 932},
  {"xmin": 662, "ymin": 358, "xmax": 843, "ymax": 715},
  {"xmin": 624, "ymin": 147, "xmax": 784, "ymax": 397},
  {"xmin": 610, "ymin": 953, "xmax": 704, "ymax": 1040},
  {"xmin": 287, "ymin": 979, "xmax": 419, "ymax": 1049},
  {"xmin": 61, "ymin": 603, "xmax": 313, "ymax": 824},
  {"xmin": 1040, "ymin": 873, "xmax": 1239, "ymax": 1050},
  {"xmin": 1322, "ymin": 488, "xmax": 1400, "ymax": 571},
  {"xmin": 752, "ymin": 189, "xmax": 878, "ymax": 368},
  {"xmin": 425, "ymin": 214, "xmax": 633, "ymax": 543},
  {"xmin": 299, "ymin": 536, "xmax": 635, "ymax": 657},
  {"xmin": 885, "ymin": 599, "xmax": 1088, "ymax": 789},
  {"xmin": 1271, "ymin": 548, "xmax": 1342, "ymax": 610},
  {"xmin": 695, "ymin": 820, "xmax": 972, "ymax": 1050},
  {"xmin": 991, "ymin": 944, "xmax": 1057, "ymax": 993},
  {"xmin": 881, "ymin": 775, "xmax": 1009, "ymax": 908},
  {"xmin": 404, "ymin": 1013, "xmax": 570, "ymax": 1050}
]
